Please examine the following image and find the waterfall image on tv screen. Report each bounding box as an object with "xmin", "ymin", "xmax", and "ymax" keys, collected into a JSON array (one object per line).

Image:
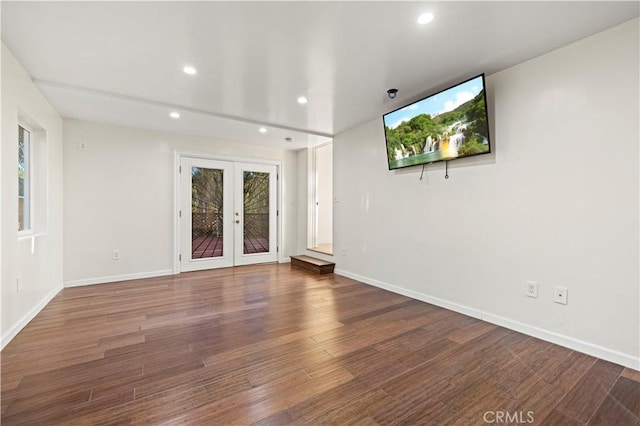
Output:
[{"xmin": 383, "ymin": 74, "xmax": 490, "ymax": 170}]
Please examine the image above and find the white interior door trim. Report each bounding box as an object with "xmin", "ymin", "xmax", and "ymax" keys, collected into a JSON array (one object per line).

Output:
[{"xmin": 173, "ymin": 150, "xmax": 283, "ymax": 274}]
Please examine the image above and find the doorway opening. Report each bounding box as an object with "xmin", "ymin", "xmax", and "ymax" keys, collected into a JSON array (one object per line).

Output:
[{"xmin": 308, "ymin": 142, "xmax": 333, "ymax": 255}]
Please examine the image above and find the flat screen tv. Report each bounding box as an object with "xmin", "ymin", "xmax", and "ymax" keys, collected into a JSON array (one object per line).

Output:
[{"xmin": 383, "ymin": 74, "xmax": 490, "ymax": 170}]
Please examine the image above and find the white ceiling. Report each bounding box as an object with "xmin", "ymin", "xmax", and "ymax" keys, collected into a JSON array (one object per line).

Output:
[{"xmin": 2, "ymin": 1, "xmax": 638, "ymax": 150}]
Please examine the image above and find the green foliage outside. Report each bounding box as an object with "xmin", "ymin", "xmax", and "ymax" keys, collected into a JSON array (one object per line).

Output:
[
  {"xmin": 242, "ymin": 171, "xmax": 269, "ymax": 214},
  {"xmin": 191, "ymin": 168, "xmax": 224, "ymax": 237},
  {"xmin": 18, "ymin": 127, "xmax": 26, "ymax": 196},
  {"xmin": 18, "ymin": 126, "xmax": 28, "ymax": 231},
  {"xmin": 192, "ymin": 168, "xmax": 223, "ymax": 212},
  {"xmin": 190, "ymin": 169, "xmax": 270, "ymax": 238}
]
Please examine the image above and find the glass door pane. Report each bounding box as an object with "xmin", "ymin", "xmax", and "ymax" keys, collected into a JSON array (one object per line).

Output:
[
  {"xmin": 181, "ymin": 158, "xmax": 233, "ymax": 272},
  {"xmin": 242, "ymin": 171, "xmax": 270, "ymax": 254},
  {"xmin": 191, "ymin": 167, "xmax": 224, "ymax": 259},
  {"xmin": 234, "ymin": 163, "xmax": 277, "ymax": 266}
]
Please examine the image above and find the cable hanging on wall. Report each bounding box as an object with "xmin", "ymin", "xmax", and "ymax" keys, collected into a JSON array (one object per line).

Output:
[{"xmin": 418, "ymin": 161, "xmax": 450, "ymax": 180}]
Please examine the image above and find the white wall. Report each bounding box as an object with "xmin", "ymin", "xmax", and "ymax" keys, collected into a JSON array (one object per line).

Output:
[
  {"xmin": 63, "ymin": 119, "xmax": 297, "ymax": 285},
  {"xmin": 315, "ymin": 143, "xmax": 333, "ymax": 245},
  {"xmin": 333, "ymin": 19, "xmax": 639, "ymax": 368},
  {"xmin": 1, "ymin": 43, "xmax": 64, "ymax": 348}
]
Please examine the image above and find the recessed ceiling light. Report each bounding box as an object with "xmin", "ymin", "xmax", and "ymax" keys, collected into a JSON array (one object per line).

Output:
[
  {"xmin": 169, "ymin": 111, "xmax": 180, "ymax": 119},
  {"xmin": 297, "ymin": 96, "xmax": 308, "ymax": 105},
  {"xmin": 417, "ymin": 12, "xmax": 434, "ymax": 25},
  {"xmin": 183, "ymin": 66, "xmax": 197, "ymax": 75},
  {"xmin": 259, "ymin": 127, "xmax": 267, "ymax": 133}
]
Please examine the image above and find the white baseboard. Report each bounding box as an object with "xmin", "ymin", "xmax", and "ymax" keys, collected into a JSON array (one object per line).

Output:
[
  {"xmin": 1, "ymin": 285, "xmax": 62, "ymax": 350},
  {"xmin": 64, "ymin": 269, "xmax": 173, "ymax": 287},
  {"xmin": 279, "ymin": 257, "xmax": 291, "ymax": 263},
  {"xmin": 335, "ymin": 269, "xmax": 484, "ymax": 321},
  {"xmin": 481, "ymin": 312, "xmax": 639, "ymax": 371},
  {"xmin": 335, "ymin": 268, "xmax": 639, "ymax": 371}
]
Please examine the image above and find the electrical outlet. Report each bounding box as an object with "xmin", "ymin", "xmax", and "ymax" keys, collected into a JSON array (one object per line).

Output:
[
  {"xmin": 526, "ymin": 281, "xmax": 538, "ymax": 298},
  {"xmin": 333, "ymin": 195, "xmax": 340, "ymax": 203},
  {"xmin": 554, "ymin": 286, "xmax": 568, "ymax": 305},
  {"xmin": 79, "ymin": 141, "xmax": 87, "ymax": 151},
  {"xmin": 340, "ymin": 246, "xmax": 347, "ymax": 256},
  {"xmin": 112, "ymin": 250, "xmax": 120, "ymax": 260}
]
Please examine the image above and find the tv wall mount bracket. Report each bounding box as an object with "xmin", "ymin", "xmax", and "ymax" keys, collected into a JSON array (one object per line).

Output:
[{"xmin": 419, "ymin": 161, "xmax": 450, "ymax": 181}]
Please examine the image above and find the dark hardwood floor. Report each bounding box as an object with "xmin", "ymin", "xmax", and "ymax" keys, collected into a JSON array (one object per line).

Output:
[{"xmin": 1, "ymin": 264, "xmax": 638, "ymax": 425}]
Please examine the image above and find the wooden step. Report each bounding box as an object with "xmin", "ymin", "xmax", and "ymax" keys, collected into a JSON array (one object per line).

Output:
[{"xmin": 290, "ymin": 255, "xmax": 335, "ymax": 275}]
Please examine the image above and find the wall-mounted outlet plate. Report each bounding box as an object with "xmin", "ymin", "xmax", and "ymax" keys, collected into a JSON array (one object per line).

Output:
[
  {"xmin": 112, "ymin": 250, "xmax": 120, "ymax": 260},
  {"xmin": 526, "ymin": 281, "xmax": 538, "ymax": 298},
  {"xmin": 554, "ymin": 286, "xmax": 568, "ymax": 305}
]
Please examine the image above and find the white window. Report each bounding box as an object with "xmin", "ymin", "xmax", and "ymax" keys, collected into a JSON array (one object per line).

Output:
[{"xmin": 18, "ymin": 124, "xmax": 31, "ymax": 232}]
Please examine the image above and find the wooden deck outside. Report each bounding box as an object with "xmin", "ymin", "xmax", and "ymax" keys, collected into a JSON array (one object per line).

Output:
[
  {"xmin": 192, "ymin": 235, "xmax": 223, "ymax": 258},
  {"xmin": 243, "ymin": 236, "xmax": 269, "ymax": 254},
  {"xmin": 192, "ymin": 236, "xmax": 269, "ymax": 258},
  {"xmin": 1, "ymin": 264, "xmax": 638, "ymax": 425}
]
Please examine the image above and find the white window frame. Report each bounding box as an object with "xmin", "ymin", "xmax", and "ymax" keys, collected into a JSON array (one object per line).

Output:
[{"xmin": 18, "ymin": 123, "xmax": 33, "ymax": 235}]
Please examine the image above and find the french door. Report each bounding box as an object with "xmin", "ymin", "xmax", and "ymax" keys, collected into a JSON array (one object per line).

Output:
[
  {"xmin": 233, "ymin": 162, "xmax": 278, "ymax": 266},
  {"xmin": 180, "ymin": 157, "xmax": 278, "ymax": 272}
]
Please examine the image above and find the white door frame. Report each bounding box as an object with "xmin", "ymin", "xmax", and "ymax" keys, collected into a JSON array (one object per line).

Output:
[
  {"xmin": 173, "ymin": 151, "xmax": 283, "ymax": 274},
  {"xmin": 180, "ymin": 157, "xmax": 235, "ymax": 271},
  {"xmin": 308, "ymin": 141, "xmax": 333, "ymax": 250}
]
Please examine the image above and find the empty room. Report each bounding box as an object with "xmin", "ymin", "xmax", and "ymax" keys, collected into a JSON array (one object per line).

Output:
[{"xmin": 1, "ymin": 2, "xmax": 639, "ymax": 425}]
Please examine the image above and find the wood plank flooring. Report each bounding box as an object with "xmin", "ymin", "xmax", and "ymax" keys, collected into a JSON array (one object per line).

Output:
[{"xmin": 1, "ymin": 264, "xmax": 638, "ymax": 425}]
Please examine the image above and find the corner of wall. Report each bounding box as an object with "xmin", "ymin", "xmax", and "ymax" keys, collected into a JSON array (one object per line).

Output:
[{"xmin": 1, "ymin": 43, "xmax": 64, "ymax": 349}]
